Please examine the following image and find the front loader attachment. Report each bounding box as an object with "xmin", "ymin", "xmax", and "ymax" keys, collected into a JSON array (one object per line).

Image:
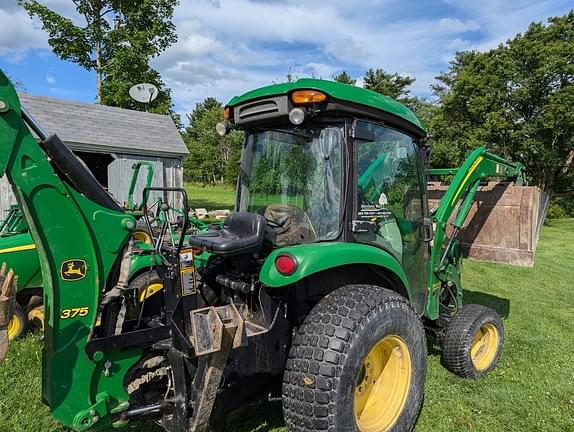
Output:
[
  {"xmin": 0, "ymin": 263, "xmax": 16, "ymax": 364},
  {"xmin": 428, "ymin": 181, "xmax": 548, "ymax": 266},
  {"xmin": 428, "ymin": 147, "xmax": 548, "ymax": 267}
]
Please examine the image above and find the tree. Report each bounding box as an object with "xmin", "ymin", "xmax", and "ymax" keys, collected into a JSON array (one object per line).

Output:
[
  {"xmin": 20, "ymin": 0, "xmax": 178, "ymax": 109},
  {"xmin": 99, "ymin": 48, "xmax": 180, "ymax": 123},
  {"xmin": 363, "ymin": 68, "xmax": 415, "ymax": 101},
  {"xmin": 333, "ymin": 71, "xmax": 356, "ymax": 85},
  {"xmin": 431, "ymin": 12, "xmax": 574, "ymax": 192},
  {"xmin": 183, "ymin": 98, "xmax": 243, "ymax": 184}
]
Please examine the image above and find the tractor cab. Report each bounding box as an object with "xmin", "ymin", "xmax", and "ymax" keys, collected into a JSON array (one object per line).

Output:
[{"xmin": 191, "ymin": 80, "xmax": 431, "ymax": 313}]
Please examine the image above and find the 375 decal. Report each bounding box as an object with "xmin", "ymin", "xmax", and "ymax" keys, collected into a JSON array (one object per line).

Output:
[{"xmin": 60, "ymin": 307, "xmax": 89, "ymax": 319}]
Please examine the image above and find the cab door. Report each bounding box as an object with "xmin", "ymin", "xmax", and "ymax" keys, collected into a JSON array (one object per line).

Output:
[{"xmin": 352, "ymin": 120, "xmax": 429, "ymax": 313}]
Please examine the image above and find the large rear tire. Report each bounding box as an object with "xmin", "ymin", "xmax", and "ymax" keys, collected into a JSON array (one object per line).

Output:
[
  {"xmin": 441, "ymin": 304, "xmax": 504, "ymax": 378},
  {"xmin": 282, "ymin": 284, "xmax": 426, "ymax": 432}
]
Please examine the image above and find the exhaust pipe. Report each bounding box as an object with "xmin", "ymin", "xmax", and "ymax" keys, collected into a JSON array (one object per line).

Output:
[{"xmin": 0, "ymin": 263, "xmax": 16, "ymax": 364}]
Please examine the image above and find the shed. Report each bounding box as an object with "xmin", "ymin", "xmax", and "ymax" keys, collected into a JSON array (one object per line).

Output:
[{"xmin": 0, "ymin": 93, "xmax": 188, "ymax": 215}]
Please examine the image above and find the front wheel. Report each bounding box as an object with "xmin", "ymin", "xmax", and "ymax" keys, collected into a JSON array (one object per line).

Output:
[
  {"xmin": 441, "ymin": 304, "xmax": 504, "ymax": 378},
  {"xmin": 282, "ymin": 284, "xmax": 427, "ymax": 432}
]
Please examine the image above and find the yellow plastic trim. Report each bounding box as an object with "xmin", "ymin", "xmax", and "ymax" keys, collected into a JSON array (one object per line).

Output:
[
  {"xmin": 471, "ymin": 323, "xmax": 500, "ymax": 371},
  {"xmin": 139, "ymin": 282, "xmax": 163, "ymax": 302},
  {"xmin": 0, "ymin": 244, "xmax": 36, "ymax": 254},
  {"xmin": 355, "ymin": 335, "xmax": 412, "ymax": 431}
]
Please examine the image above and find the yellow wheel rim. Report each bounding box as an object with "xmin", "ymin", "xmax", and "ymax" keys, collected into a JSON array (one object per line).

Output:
[
  {"xmin": 28, "ymin": 306, "xmax": 45, "ymax": 332},
  {"xmin": 7, "ymin": 314, "xmax": 22, "ymax": 342},
  {"xmin": 470, "ymin": 323, "xmax": 500, "ymax": 371},
  {"xmin": 133, "ymin": 230, "xmax": 153, "ymax": 245},
  {"xmin": 354, "ymin": 335, "xmax": 412, "ymax": 432},
  {"xmin": 139, "ymin": 283, "xmax": 164, "ymax": 302}
]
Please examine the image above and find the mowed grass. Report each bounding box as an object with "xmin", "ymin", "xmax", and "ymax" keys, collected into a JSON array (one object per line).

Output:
[
  {"xmin": 185, "ymin": 183, "xmax": 236, "ymax": 211},
  {"xmin": 0, "ymin": 219, "xmax": 573, "ymax": 432}
]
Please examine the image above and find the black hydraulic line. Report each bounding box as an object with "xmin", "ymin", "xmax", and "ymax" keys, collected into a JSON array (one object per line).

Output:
[
  {"xmin": 21, "ymin": 106, "xmax": 48, "ymax": 140},
  {"xmin": 439, "ymin": 226, "xmax": 460, "ymax": 268}
]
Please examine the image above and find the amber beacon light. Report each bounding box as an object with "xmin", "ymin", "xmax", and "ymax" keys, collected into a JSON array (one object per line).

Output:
[{"xmin": 291, "ymin": 90, "xmax": 327, "ymax": 104}]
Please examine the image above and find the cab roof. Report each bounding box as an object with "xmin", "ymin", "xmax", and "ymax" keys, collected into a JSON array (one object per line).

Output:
[{"xmin": 228, "ymin": 78, "xmax": 426, "ymax": 135}]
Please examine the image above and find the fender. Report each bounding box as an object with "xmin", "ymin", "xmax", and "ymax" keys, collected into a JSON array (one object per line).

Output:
[{"xmin": 260, "ymin": 242, "xmax": 412, "ymax": 302}]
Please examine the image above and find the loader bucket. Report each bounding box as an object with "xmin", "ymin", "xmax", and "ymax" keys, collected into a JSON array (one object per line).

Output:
[
  {"xmin": 0, "ymin": 263, "xmax": 16, "ymax": 364},
  {"xmin": 428, "ymin": 181, "xmax": 549, "ymax": 267}
]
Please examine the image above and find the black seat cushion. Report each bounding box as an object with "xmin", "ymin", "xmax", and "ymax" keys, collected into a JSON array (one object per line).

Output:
[{"xmin": 190, "ymin": 212, "xmax": 266, "ymax": 256}]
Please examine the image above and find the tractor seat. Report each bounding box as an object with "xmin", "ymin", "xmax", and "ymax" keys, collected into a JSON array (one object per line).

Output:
[{"xmin": 189, "ymin": 212, "xmax": 266, "ymax": 256}]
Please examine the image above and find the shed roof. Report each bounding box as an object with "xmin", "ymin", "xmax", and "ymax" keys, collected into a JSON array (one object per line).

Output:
[{"xmin": 19, "ymin": 93, "xmax": 188, "ymax": 157}]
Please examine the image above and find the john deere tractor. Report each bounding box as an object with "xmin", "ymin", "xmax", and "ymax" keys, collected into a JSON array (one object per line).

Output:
[
  {"xmin": 0, "ymin": 161, "xmax": 168, "ymax": 341},
  {"xmin": 0, "ymin": 70, "xmax": 526, "ymax": 432}
]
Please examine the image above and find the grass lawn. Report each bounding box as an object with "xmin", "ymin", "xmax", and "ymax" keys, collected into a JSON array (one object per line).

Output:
[
  {"xmin": 0, "ymin": 219, "xmax": 572, "ymax": 432},
  {"xmin": 185, "ymin": 183, "xmax": 236, "ymax": 211}
]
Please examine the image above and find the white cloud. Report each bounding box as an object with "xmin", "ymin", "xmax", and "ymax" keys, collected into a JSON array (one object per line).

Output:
[
  {"xmin": 0, "ymin": 0, "xmax": 85, "ymax": 61},
  {"xmin": 46, "ymin": 74, "xmax": 55, "ymax": 84},
  {"xmin": 438, "ymin": 18, "xmax": 481, "ymax": 32},
  {"xmin": 443, "ymin": 0, "xmax": 571, "ymax": 50},
  {"xmin": 0, "ymin": 7, "xmax": 48, "ymax": 61},
  {"xmin": 2, "ymin": 0, "xmax": 572, "ymax": 115},
  {"xmin": 306, "ymin": 63, "xmax": 338, "ymax": 79}
]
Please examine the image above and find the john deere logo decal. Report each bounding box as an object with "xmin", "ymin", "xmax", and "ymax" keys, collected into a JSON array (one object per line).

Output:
[{"xmin": 61, "ymin": 259, "xmax": 87, "ymax": 281}]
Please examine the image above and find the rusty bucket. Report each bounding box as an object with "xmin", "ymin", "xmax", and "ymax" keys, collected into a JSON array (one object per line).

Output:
[{"xmin": 428, "ymin": 181, "xmax": 549, "ymax": 267}]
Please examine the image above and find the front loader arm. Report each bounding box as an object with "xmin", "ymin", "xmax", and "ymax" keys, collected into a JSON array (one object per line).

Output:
[
  {"xmin": 0, "ymin": 71, "xmax": 141, "ymax": 430},
  {"xmin": 425, "ymin": 147, "xmax": 525, "ymax": 319}
]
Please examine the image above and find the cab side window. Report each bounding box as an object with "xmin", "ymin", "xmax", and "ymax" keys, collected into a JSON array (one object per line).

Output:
[{"xmin": 355, "ymin": 122, "xmax": 424, "ymax": 260}]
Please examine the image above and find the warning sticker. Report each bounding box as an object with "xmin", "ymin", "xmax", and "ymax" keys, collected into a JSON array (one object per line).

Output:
[
  {"xmin": 358, "ymin": 205, "xmax": 393, "ymax": 221},
  {"xmin": 179, "ymin": 249, "xmax": 197, "ymax": 296}
]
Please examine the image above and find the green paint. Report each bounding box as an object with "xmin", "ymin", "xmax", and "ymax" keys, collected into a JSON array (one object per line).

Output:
[
  {"xmin": 0, "ymin": 69, "xmax": 142, "ymax": 430},
  {"xmin": 426, "ymin": 146, "xmax": 526, "ymax": 319},
  {"xmin": 127, "ymin": 161, "xmax": 154, "ymax": 210},
  {"xmin": 228, "ymin": 78, "xmax": 426, "ymax": 134},
  {"xmin": 259, "ymin": 242, "xmax": 412, "ymax": 302}
]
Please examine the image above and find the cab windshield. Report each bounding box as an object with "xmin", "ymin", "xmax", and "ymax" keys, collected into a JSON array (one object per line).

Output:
[{"xmin": 238, "ymin": 125, "xmax": 343, "ymax": 246}]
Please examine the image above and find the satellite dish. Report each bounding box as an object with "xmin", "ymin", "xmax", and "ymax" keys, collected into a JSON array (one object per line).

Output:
[{"xmin": 129, "ymin": 83, "xmax": 159, "ymax": 104}]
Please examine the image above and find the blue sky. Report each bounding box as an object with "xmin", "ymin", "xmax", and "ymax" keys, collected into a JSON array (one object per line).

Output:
[{"xmin": 1, "ymin": 0, "xmax": 572, "ymax": 120}]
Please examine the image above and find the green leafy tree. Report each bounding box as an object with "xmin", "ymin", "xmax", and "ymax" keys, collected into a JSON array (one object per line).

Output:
[
  {"xmin": 361, "ymin": 68, "xmax": 435, "ymax": 140},
  {"xmin": 20, "ymin": 0, "xmax": 178, "ymax": 112},
  {"xmin": 333, "ymin": 71, "xmax": 356, "ymax": 85},
  {"xmin": 363, "ymin": 68, "xmax": 415, "ymax": 101},
  {"xmin": 431, "ymin": 12, "xmax": 574, "ymax": 192},
  {"xmin": 183, "ymin": 98, "xmax": 242, "ymax": 184},
  {"xmin": 99, "ymin": 48, "xmax": 174, "ymax": 116}
]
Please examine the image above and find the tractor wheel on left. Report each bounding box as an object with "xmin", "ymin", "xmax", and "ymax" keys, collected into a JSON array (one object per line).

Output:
[
  {"xmin": 28, "ymin": 305, "xmax": 45, "ymax": 333},
  {"xmin": 132, "ymin": 220, "xmax": 154, "ymax": 245},
  {"xmin": 126, "ymin": 271, "xmax": 164, "ymax": 320},
  {"xmin": 7, "ymin": 304, "xmax": 27, "ymax": 341}
]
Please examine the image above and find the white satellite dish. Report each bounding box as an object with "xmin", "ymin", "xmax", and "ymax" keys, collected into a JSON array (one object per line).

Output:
[{"xmin": 129, "ymin": 83, "xmax": 159, "ymax": 104}]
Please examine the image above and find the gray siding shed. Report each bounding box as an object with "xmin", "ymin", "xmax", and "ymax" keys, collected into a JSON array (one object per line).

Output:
[{"xmin": 0, "ymin": 93, "xmax": 188, "ymax": 216}]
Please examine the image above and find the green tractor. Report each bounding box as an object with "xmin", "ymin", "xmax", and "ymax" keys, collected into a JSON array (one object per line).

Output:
[
  {"xmin": 0, "ymin": 162, "xmax": 168, "ymax": 340},
  {"xmin": 0, "ymin": 71, "xmax": 527, "ymax": 431}
]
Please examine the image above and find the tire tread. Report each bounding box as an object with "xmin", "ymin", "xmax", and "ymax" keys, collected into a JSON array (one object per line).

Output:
[{"xmin": 282, "ymin": 284, "xmax": 424, "ymax": 432}]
